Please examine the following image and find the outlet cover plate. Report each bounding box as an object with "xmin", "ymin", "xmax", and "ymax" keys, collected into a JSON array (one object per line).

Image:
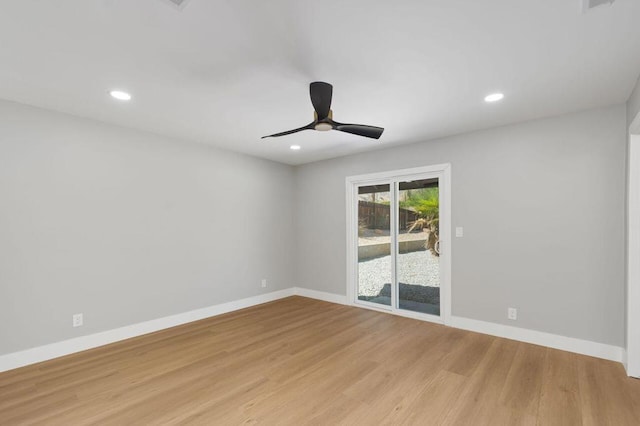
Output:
[{"xmin": 72, "ymin": 313, "xmax": 83, "ymax": 327}]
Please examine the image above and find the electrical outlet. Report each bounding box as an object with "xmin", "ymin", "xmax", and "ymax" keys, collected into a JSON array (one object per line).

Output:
[
  {"xmin": 455, "ymin": 227, "xmax": 464, "ymax": 237},
  {"xmin": 507, "ymin": 307, "xmax": 517, "ymax": 321},
  {"xmin": 261, "ymin": 279, "xmax": 267, "ymax": 288},
  {"xmin": 72, "ymin": 313, "xmax": 83, "ymax": 327}
]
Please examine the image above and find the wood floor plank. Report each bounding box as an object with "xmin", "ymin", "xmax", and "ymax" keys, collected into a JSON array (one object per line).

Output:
[
  {"xmin": 442, "ymin": 337, "xmax": 520, "ymax": 425},
  {"xmin": 442, "ymin": 331, "xmax": 495, "ymax": 377},
  {"xmin": 537, "ymin": 349, "xmax": 582, "ymax": 426},
  {"xmin": 397, "ymin": 369, "xmax": 468, "ymax": 425},
  {"xmin": 0, "ymin": 296, "xmax": 638, "ymax": 425},
  {"xmin": 577, "ymin": 355, "xmax": 640, "ymax": 426},
  {"xmin": 499, "ymin": 342, "xmax": 546, "ymax": 417}
]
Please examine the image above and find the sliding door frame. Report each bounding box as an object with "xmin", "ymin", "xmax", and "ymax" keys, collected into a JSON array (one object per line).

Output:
[{"xmin": 346, "ymin": 164, "xmax": 452, "ymax": 325}]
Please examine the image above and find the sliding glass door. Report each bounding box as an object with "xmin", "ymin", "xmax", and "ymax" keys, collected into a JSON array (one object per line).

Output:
[
  {"xmin": 396, "ymin": 179, "xmax": 440, "ymax": 316},
  {"xmin": 348, "ymin": 165, "xmax": 450, "ymax": 323},
  {"xmin": 357, "ymin": 183, "xmax": 393, "ymax": 307}
]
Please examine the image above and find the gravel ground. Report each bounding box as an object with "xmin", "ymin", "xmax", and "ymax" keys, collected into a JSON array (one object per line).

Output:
[{"xmin": 358, "ymin": 250, "xmax": 440, "ymax": 297}]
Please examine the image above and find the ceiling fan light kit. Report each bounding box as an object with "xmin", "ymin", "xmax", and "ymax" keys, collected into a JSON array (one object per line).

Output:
[
  {"xmin": 314, "ymin": 122, "xmax": 333, "ymax": 131},
  {"xmin": 262, "ymin": 82, "xmax": 384, "ymax": 140}
]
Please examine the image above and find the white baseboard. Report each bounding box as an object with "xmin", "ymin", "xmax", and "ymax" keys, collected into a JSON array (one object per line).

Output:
[
  {"xmin": 449, "ymin": 315, "xmax": 624, "ymax": 363},
  {"xmin": 623, "ymin": 349, "xmax": 640, "ymax": 378},
  {"xmin": 292, "ymin": 289, "xmax": 624, "ymax": 363},
  {"xmin": 0, "ymin": 287, "xmax": 625, "ymax": 373},
  {"xmin": 0, "ymin": 288, "xmax": 295, "ymax": 373},
  {"xmin": 294, "ymin": 287, "xmax": 348, "ymax": 305}
]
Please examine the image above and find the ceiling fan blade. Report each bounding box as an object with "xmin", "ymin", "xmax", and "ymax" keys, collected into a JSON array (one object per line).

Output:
[
  {"xmin": 310, "ymin": 82, "xmax": 333, "ymax": 120},
  {"xmin": 261, "ymin": 122, "xmax": 315, "ymax": 139},
  {"xmin": 333, "ymin": 122, "xmax": 384, "ymax": 139}
]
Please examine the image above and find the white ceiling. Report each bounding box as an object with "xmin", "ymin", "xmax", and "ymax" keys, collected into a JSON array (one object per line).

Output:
[{"xmin": 1, "ymin": 0, "xmax": 639, "ymax": 165}]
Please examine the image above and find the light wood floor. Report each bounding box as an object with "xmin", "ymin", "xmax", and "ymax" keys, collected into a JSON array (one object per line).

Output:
[{"xmin": 1, "ymin": 296, "xmax": 639, "ymax": 425}]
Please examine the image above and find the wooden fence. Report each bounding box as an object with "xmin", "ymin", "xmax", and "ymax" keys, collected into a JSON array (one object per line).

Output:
[{"xmin": 359, "ymin": 201, "xmax": 419, "ymax": 230}]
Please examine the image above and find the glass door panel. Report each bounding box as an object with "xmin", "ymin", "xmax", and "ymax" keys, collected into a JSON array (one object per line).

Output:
[
  {"xmin": 396, "ymin": 179, "xmax": 440, "ymax": 315},
  {"xmin": 357, "ymin": 184, "xmax": 392, "ymax": 307}
]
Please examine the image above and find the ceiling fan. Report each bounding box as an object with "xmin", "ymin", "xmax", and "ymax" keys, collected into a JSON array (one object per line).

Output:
[{"xmin": 261, "ymin": 82, "xmax": 384, "ymax": 140}]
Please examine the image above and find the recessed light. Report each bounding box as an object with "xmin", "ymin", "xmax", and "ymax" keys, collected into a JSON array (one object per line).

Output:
[
  {"xmin": 290, "ymin": 145, "xmax": 301, "ymax": 150},
  {"xmin": 484, "ymin": 93, "xmax": 504, "ymax": 103},
  {"xmin": 109, "ymin": 90, "xmax": 132, "ymax": 101}
]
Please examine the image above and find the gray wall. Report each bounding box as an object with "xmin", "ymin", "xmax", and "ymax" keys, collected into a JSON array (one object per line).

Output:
[
  {"xmin": 628, "ymin": 74, "xmax": 640, "ymax": 129},
  {"xmin": 626, "ymin": 74, "xmax": 640, "ymax": 348},
  {"xmin": 0, "ymin": 100, "xmax": 295, "ymax": 355},
  {"xmin": 0, "ymin": 98, "xmax": 629, "ymax": 355},
  {"xmin": 294, "ymin": 104, "xmax": 627, "ymax": 346},
  {"xmin": 627, "ymin": 75, "xmax": 640, "ymax": 352}
]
